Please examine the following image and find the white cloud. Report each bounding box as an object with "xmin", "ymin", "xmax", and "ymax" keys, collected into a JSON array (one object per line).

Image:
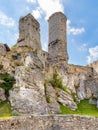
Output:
[
  {"xmin": 27, "ymin": 0, "xmax": 36, "ymax": 3},
  {"xmin": 32, "ymin": 7, "xmax": 42, "ymax": 19},
  {"xmin": 87, "ymin": 46, "xmax": 98, "ymax": 63},
  {"xmin": 28, "ymin": 0, "xmax": 64, "ymax": 20},
  {"xmin": 78, "ymin": 43, "xmax": 88, "ymax": 51},
  {"xmin": 67, "ymin": 20, "xmax": 85, "ymax": 35},
  {"xmin": 0, "ymin": 11, "xmax": 15, "ymax": 27},
  {"xmin": 37, "ymin": 0, "xmax": 64, "ymax": 20},
  {"xmin": 26, "ymin": 6, "xmax": 30, "ymax": 11}
]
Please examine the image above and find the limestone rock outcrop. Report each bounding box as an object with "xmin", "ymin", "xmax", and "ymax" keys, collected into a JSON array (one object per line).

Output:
[
  {"xmin": 9, "ymin": 52, "xmax": 48, "ymax": 114},
  {"xmin": 45, "ymin": 83, "xmax": 60, "ymax": 113}
]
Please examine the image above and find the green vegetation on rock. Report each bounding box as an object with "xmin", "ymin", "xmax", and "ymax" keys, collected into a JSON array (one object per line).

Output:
[
  {"xmin": 0, "ymin": 74, "xmax": 15, "ymax": 98},
  {"xmin": 60, "ymin": 99, "xmax": 98, "ymax": 117},
  {"xmin": 46, "ymin": 96, "xmax": 52, "ymax": 103},
  {"xmin": 71, "ymin": 92, "xmax": 78, "ymax": 102},
  {"xmin": 0, "ymin": 64, "xmax": 3, "ymax": 70},
  {"xmin": 0, "ymin": 101, "xmax": 12, "ymax": 117},
  {"xmin": 49, "ymin": 70, "xmax": 68, "ymax": 92}
]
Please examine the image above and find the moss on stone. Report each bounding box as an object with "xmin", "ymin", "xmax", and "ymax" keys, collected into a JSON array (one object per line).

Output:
[{"xmin": 46, "ymin": 96, "xmax": 52, "ymax": 103}]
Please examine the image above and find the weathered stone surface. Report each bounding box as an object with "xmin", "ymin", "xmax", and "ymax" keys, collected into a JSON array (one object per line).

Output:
[
  {"xmin": 45, "ymin": 83, "xmax": 60, "ymax": 113},
  {"xmin": 17, "ymin": 14, "xmax": 41, "ymax": 50},
  {"xmin": 88, "ymin": 60, "xmax": 98, "ymax": 75},
  {"xmin": 57, "ymin": 88, "xmax": 77, "ymax": 110},
  {"xmin": 9, "ymin": 66, "xmax": 48, "ymax": 114},
  {"xmin": 0, "ymin": 115, "xmax": 98, "ymax": 130},
  {"xmin": 0, "ymin": 43, "xmax": 8, "ymax": 54},
  {"xmin": 0, "ymin": 88, "xmax": 6, "ymax": 101},
  {"xmin": 89, "ymin": 98, "xmax": 97, "ymax": 105},
  {"xmin": 85, "ymin": 87, "xmax": 92, "ymax": 99},
  {"xmin": 48, "ymin": 12, "xmax": 68, "ymax": 64},
  {"xmin": 77, "ymin": 73, "xmax": 87, "ymax": 100},
  {"xmin": 24, "ymin": 52, "xmax": 44, "ymax": 69}
]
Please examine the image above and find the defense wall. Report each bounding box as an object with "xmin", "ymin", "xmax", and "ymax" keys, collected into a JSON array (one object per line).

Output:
[
  {"xmin": 88, "ymin": 60, "xmax": 98, "ymax": 76},
  {"xmin": 0, "ymin": 115, "xmax": 98, "ymax": 130}
]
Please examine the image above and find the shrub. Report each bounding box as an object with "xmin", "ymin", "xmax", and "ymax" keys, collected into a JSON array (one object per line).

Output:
[
  {"xmin": 49, "ymin": 70, "xmax": 68, "ymax": 92},
  {"xmin": 46, "ymin": 96, "xmax": 52, "ymax": 103},
  {"xmin": 12, "ymin": 55, "xmax": 18, "ymax": 60},
  {"xmin": 0, "ymin": 64, "xmax": 3, "ymax": 70},
  {"xmin": 0, "ymin": 74, "xmax": 15, "ymax": 98}
]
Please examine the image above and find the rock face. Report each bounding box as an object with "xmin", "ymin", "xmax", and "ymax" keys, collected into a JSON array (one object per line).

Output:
[
  {"xmin": 45, "ymin": 83, "xmax": 60, "ymax": 113},
  {"xmin": 57, "ymin": 88, "xmax": 77, "ymax": 110},
  {"xmin": 9, "ymin": 53, "xmax": 48, "ymax": 114},
  {"xmin": 0, "ymin": 88, "xmax": 6, "ymax": 101},
  {"xmin": 0, "ymin": 43, "xmax": 6, "ymax": 54}
]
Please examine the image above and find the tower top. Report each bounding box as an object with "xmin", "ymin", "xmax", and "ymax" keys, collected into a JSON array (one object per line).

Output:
[
  {"xmin": 48, "ymin": 12, "xmax": 68, "ymax": 63},
  {"xmin": 17, "ymin": 13, "xmax": 41, "ymax": 50},
  {"xmin": 48, "ymin": 12, "xmax": 67, "ymax": 21},
  {"xmin": 20, "ymin": 13, "xmax": 40, "ymax": 27}
]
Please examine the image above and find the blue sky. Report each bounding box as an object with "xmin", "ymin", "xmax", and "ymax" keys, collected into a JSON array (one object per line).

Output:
[{"xmin": 0, "ymin": 0, "xmax": 98, "ymax": 66}]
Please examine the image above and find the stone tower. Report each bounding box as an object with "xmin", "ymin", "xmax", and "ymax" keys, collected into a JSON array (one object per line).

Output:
[
  {"xmin": 17, "ymin": 13, "xmax": 41, "ymax": 50},
  {"xmin": 48, "ymin": 12, "xmax": 68, "ymax": 63}
]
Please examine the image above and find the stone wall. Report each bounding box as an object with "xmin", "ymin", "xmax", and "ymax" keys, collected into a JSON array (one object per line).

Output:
[
  {"xmin": 48, "ymin": 12, "xmax": 68, "ymax": 63},
  {"xmin": 67, "ymin": 64, "xmax": 92, "ymax": 76},
  {"xmin": 17, "ymin": 14, "xmax": 41, "ymax": 50},
  {"xmin": 0, "ymin": 115, "xmax": 98, "ymax": 130},
  {"xmin": 88, "ymin": 60, "xmax": 98, "ymax": 76}
]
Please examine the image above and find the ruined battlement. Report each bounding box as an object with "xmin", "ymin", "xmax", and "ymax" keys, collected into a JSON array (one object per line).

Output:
[
  {"xmin": 17, "ymin": 13, "xmax": 41, "ymax": 50},
  {"xmin": 48, "ymin": 12, "xmax": 67, "ymax": 43},
  {"xmin": 88, "ymin": 60, "xmax": 98, "ymax": 75}
]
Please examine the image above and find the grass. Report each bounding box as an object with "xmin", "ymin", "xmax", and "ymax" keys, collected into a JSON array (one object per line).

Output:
[
  {"xmin": 0, "ymin": 101, "xmax": 12, "ymax": 117},
  {"xmin": 60, "ymin": 99, "xmax": 98, "ymax": 117}
]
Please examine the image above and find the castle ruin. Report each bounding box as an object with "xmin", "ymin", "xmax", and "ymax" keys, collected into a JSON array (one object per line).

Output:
[
  {"xmin": 0, "ymin": 10, "xmax": 98, "ymax": 130},
  {"xmin": 48, "ymin": 12, "xmax": 68, "ymax": 63},
  {"xmin": 16, "ymin": 12, "xmax": 68, "ymax": 64},
  {"xmin": 17, "ymin": 13, "xmax": 42, "ymax": 50},
  {"xmin": 0, "ymin": 11, "xmax": 98, "ymax": 116}
]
